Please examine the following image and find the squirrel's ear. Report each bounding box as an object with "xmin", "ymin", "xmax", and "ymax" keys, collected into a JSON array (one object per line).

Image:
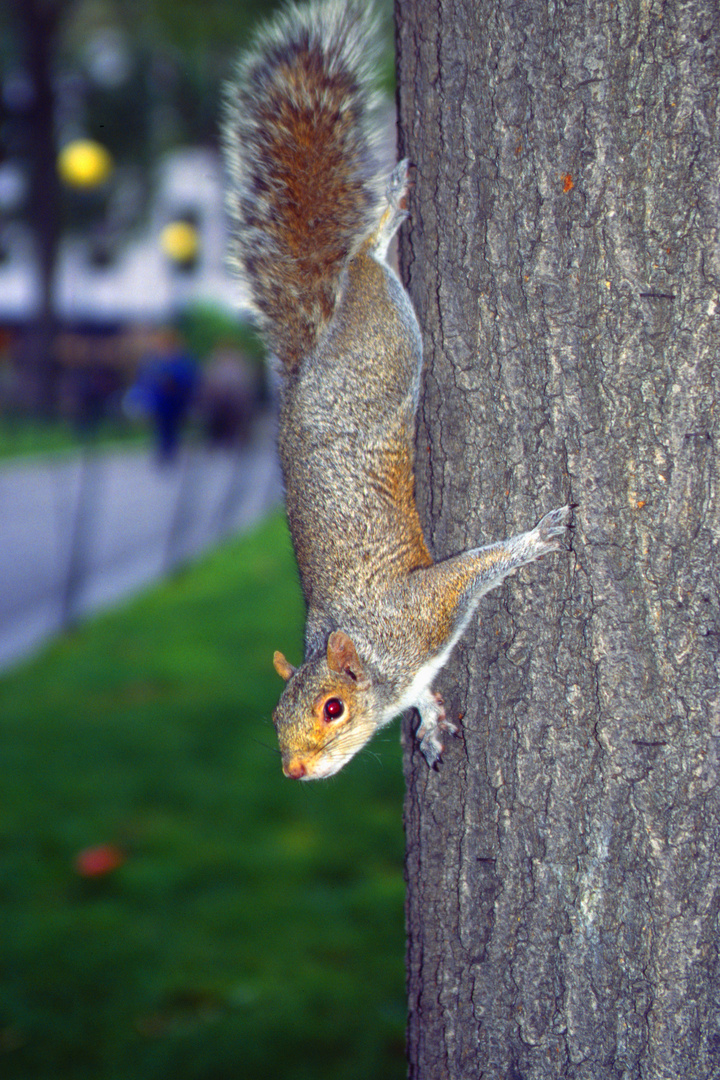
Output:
[
  {"xmin": 273, "ymin": 651, "xmax": 296, "ymax": 681},
  {"xmin": 327, "ymin": 631, "xmax": 365, "ymax": 683}
]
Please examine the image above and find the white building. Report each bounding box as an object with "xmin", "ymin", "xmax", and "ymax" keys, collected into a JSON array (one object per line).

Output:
[{"xmin": 0, "ymin": 146, "xmax": 246, "ymax": 325}]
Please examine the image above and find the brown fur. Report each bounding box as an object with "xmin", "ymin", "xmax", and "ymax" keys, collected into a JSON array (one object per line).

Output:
[
  {"xmin": 224, "ymin": 0, "xmax": 380, "ymax": 371},
  {"xmin": 223, "ymin": 1, "xmax": 571, "ymax": 779}
]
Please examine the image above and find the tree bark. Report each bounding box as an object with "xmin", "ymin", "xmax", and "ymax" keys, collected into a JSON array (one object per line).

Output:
[
  {"xmin": 396, "ymin": 1, "xmax": 720, "ymax": 1077},
  {"xmin": 9, "ymin": 0, "xmax": 62, "ymax": 411}
]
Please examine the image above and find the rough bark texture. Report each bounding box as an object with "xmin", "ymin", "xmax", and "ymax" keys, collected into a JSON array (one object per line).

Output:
[{"xmin": 396, "ymin": 1, "xmax": 720, "ymax": 1077}]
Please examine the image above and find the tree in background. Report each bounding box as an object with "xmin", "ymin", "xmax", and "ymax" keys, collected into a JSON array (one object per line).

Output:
[
  {"xmin": 396, "ymin": 0, "xmax": 720, "ymax": 1076},
  {"xmin": 5, "ymin": 0, "xmax": 62, "ymax": 401},
  {"xmin": 0, "ymin": 0, "xmax": 280, "ymax": 405}
]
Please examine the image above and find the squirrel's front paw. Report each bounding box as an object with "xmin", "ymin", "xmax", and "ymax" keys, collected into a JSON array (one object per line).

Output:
[
  {"xmin": 416, "ymin": 692, "xmax": 459, "ymax": 769},
  {"xmin": 531, "ymin": 504, "xmax": 573, "ymax": 555}
]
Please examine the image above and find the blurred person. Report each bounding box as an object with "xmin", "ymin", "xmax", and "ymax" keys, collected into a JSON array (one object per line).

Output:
[
  {"xmin": 125, "ymin": 327, "xmax": 197, "ymax": 461},
  {"xmin": 197, "ymin": 343, "xmax": 260, "ymax": 447}
]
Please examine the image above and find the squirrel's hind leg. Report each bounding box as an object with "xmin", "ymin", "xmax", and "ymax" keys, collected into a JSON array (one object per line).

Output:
[{"xmin": 370, "ymin": 159, "xmax": 411, "ymax": 261}]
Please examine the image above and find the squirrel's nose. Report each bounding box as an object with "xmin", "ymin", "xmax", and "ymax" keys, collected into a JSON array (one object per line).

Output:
[{"xmin": 283, "ymin": 758, "xmax": 307, "ymax": 779}]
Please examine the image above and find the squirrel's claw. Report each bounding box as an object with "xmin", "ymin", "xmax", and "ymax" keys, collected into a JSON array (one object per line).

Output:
[
  {"xmin": 534, "ymin": 504, "xmax": 573, "ymax": 551},
  {"xmin": 416, "ymin": 692, "xmax": 459, "ymax": 768}
]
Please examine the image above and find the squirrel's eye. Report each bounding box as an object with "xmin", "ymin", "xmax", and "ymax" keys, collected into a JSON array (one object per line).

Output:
[{"xmin": 323, "ymin": 698, "xmax": 345, "ymax": 722}]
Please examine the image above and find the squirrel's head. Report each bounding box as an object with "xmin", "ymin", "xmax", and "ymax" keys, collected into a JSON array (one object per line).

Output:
[{"xmin": 272, "ymin": 631, "xmax": 375, "ymax": 780}]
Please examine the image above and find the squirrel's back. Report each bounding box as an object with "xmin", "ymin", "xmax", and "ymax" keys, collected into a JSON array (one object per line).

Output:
[{"xmin": 223, "ymin": 0, "xmax": 384, "ymax": 373}]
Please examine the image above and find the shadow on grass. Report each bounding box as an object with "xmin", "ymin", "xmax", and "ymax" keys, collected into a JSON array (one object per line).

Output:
[{"xmin": 0, "ymin": 512, "xmax": 406, "ymax": 1080}]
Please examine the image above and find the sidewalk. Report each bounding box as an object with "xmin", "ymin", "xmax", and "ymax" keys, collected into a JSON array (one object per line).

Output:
[{"xmin": 0, "ymin": 418, "xmax": 281, "ymax": 672}]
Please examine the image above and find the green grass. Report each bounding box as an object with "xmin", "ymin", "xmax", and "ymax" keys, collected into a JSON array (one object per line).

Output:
[
  {"xmin": 0, "ymin": 513, "xmax": 406, "ymax": 1080},
  {"xmin": 0, "ymin": 415, "xmax": 150, "ymax": 461}
]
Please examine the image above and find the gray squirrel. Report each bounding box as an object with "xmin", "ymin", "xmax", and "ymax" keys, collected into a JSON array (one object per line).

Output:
[{"xmin": 223, "ymin": 0, "xmax": 571, "ymax": 779}]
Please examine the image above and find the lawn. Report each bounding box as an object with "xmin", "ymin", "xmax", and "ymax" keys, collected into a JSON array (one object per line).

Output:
[
  {"xmin": 0, "ymin": 415, "xmax": 149, "ymax": 461},
  {"xmin": 0, "ymin": 512, "xmax": 406, "ymax": 1080}
]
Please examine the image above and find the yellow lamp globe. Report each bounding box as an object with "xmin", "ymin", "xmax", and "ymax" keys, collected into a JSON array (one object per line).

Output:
[
  {"xmin": 58, "ymin": 139, "xmax": 113, "ymax": 189},
  {"xmin": 160, "ymin": 221, "xmax": 200, "ymax": 264}
]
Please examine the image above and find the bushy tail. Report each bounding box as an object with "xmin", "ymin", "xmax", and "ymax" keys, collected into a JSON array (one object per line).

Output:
[{"xmin": 223, "ymin": 0, "xmax": 383, "ymax": 373}]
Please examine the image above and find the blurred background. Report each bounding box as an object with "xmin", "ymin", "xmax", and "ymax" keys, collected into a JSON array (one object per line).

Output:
[
  {"xmin": 2, "ymin": 0, "xmax": 272, "ymax": 413},
  {"xmin": 0, "ymin": 1, "xmax": 405, "ymax": 1078}
]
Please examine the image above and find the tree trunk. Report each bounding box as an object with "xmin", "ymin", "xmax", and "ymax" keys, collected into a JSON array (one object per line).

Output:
[
  {"xmin": 9, "ymin": 0, "xmax": 62, "ymax": 412},
  {"xmin": 396, "ymin": 1, "xmax": 720, "ymax": 1077}
]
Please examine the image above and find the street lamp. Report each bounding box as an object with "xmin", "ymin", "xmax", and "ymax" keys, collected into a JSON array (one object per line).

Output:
[
  {"xmin": 160, "ymin": 220, "xmax": 200, "ymax": 269},
  {"xmin": 57, "ymin": 139, "xmax": 113, "ymax": 189}
]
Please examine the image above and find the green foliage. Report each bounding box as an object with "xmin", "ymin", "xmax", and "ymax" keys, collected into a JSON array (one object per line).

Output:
[
  {"xmin": 0, "ymin": 513, "xmax": 406, "ymax": 1080},
  {"xmin": 0, "ymin": 415, "xmax": 149, "ymax": 461},
  {"xmin": 140, "ymin": 0, "xmax": 283, "ymax": 57},
  {"xmin": 177, "ymin": 301, "xmax": 266, "ymax": 365}
]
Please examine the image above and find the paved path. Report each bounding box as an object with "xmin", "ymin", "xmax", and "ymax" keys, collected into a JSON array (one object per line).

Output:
[{"xmin": 0, "ymin": 418, "xmax": 281, "ymax": 672}]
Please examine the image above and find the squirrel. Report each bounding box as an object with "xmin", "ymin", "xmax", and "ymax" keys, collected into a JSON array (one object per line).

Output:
[{"xmin": 223, "ymin": 0, "xmax": 571, "ymax": 780}]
